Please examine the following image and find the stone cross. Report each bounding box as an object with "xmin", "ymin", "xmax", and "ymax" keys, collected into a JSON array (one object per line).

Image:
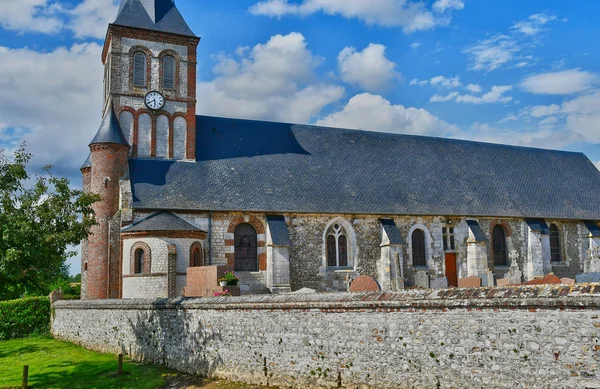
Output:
[{"xmin": 505, "ymin": 251, "xmax": 522, "ymax": 285}]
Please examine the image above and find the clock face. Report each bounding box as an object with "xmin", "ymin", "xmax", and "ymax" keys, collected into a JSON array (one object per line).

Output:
[{"xmin": 145, "ymin": 91, "xmax": 165, "ymax": 110}]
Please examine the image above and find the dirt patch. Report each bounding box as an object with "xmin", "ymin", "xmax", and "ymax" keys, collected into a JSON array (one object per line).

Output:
[{"xmin": 161, "ymin": 374, "xmax": 279, "ymax": 389}]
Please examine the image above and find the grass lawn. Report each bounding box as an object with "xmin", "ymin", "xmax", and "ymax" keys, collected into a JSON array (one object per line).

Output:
[{"xmin": 0, "ymin": 337, "xmax": 167, "ymax": 389}]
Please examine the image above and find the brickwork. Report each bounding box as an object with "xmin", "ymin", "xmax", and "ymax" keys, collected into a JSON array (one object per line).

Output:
[
  {"xmin": 53, "ymin": 285, "xmax": 600, "ymax": 389},
  {"xmin": 80, "ymin": 167, "xmax": 91, "ymax": 300}
]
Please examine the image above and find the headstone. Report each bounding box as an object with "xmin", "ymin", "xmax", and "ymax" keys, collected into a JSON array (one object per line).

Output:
[
  {"xmin": 291, "ymin": 287, "xmax": 317, "ymax": 294},
  {"xmin": 430, "ymin": 277, "xmax": 449, "ymax": 289},
  {"xmin": 576, "ymin": 272, "xmax": 600, "ymax": 284},
  {"xmin": 560, "ymin": 277, "xmax": 575, "ymax": 285},
  {"xmin": 497, "ymin": 278, "xmax": 510, "ymax": 287},
  {"xmin": 349, "ymin": 275, "xmax": 381, "ymax": 292},
  {"xmin": 457, "ymin": 276, "xmax": 482, "ymax": 288},
  {"xmin": 480, "ymin": 270, "xmax": 496, "ymax": 287},
  {"xmin": 415, "ymin": 270, "xmax": 430, "ymax": 289},
  {"xmin": 522, "ymin": 273, "xmax": 561, "ymax": 285},
  {"xmin": 586, "ymin": 247, "xmax": 600, "ymax": 273},
  {"xmin": 504, "ymin": 258, "xmax": 523, "ymax": 285}
]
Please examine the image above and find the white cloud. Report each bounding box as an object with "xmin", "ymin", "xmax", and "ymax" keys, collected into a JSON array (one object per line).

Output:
[
  {"xmin": 520, "ymin": 69, "xmax": 597, "ymax": 95},
  {"xmin": 0, "ymin": 0, "xmax": 119, "ymax": 39},
  {"xmin": 530, "ymin": 104, "xmax": 560, "ymax": 118},
  {"xmin": 464, "ymin": 34, "xmax": 519, "ymax": 72},
  {"xmin": 432, "ymin": 0, "xmax": 464, "ymax": 13},
  {"xmin": 197, "ymin": 32, "xmax": 344, "ymax": 123},
  {"xmin": 68, "ymin": 0, "xmax": 119, "ymax": 39},
  {"xmin": 539, "ymin": 116, "xmax": 558, "ymax": 126},
  {"xmin": 410, "ymin": 79, "xmax": 428, "ymax": 86},
  {"xmin": 248, "ymin": 0, "xmax": 464, "ymax": 33},
  {"xmin": 317, "ymin": 93, "xmax": 458, "ymax": 136},
  {"xmin": 0, "ymin": 0, "xmax": 62, "ymax": 34},
  {"xmin": 410, "ymin": 42, "xmax": 420, "ymax": 49},
  {"xmin": 431, "ymin": 85, "xmax": 513, "ymax": 104},
  {"xmin": 512, "ymin": 12, "xmax": 558, "ymax": 35},
  {"xmin": 0, "ymin": 43, "xmax": 104, "ymax": 175},
  {"xmin": 465, "ymin": 84, "xmax": 482, "ymax": 93},
  {"xmin": 430, "ymin": 76, "xmax": 461, "ymax": 88},
  {"xmin": 338, "ymin": 44, "xmax": 399, "ymax": 92}
]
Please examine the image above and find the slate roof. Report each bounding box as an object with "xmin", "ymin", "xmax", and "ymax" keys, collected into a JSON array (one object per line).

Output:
[
  {"xmin": 129, "ymin": 115, "xmax": 600, "ymax": 220},
  {"xmin": 525, "ymin": 219, "xmax": 551, "ymax": 235},
  {"xmin": 266, "ymin": 215, "xmax": 291, "ymax": 246},
  {"xmin": 380, "ymin": 219, "xmax": 405, "ymax": 245},
  {"xmin": 114, "ymin": 0, "xmax": 196, "ymax": 37},
  {"xmin": 81, "ymin": 154, "xmax": 92, "ymax": 170},
  {"xmin": 466, "ymin": 220, "xmax": 488, "ymax": 242},
  {"xmin": 90, "ymin": 106, "xmax": 129, "ymax": 147},
  {"xmin": 122, "ymin": 211, "xmax": 205, "ymax": 232}
]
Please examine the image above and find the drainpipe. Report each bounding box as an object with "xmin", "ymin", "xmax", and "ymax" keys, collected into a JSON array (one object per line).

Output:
[{"xmin": 208, "ymin": 210, "xmax": 213, "ymax": 265}]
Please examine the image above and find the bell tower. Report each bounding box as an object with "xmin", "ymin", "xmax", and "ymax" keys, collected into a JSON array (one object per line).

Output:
[{"xmin": 102, "ymin": 0, "xmax": 200, "ymax": 160}]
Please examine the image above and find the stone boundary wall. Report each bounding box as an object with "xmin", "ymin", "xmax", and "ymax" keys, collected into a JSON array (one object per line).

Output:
[{"xmin": 52, "ymin": 286, "xmax": 600, "ymax": 389}]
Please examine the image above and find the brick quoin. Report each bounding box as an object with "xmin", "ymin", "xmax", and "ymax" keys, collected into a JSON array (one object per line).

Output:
[{"xmin": 85, "ymin": 143, "xmax": 129, "ymax": 300}]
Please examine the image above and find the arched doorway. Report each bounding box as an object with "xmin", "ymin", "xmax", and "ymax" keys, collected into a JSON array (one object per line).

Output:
[
  {"xmin": 235, "ymin": 223, "xmax": 258, "ymax": 271},
  {"xmin": 492, "ymin": 225, "xmax": 507, "ymax": 266}
]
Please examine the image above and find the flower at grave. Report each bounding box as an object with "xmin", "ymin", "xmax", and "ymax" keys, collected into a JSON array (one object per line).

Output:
[{"xmin": 223, "ymin": 271, "xmax": 240, "ymax": 286}]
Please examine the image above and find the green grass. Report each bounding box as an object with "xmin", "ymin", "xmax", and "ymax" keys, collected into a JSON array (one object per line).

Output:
[{"xmin": 0, "ymin": 337, "xmax": 168, "ymax": 389}]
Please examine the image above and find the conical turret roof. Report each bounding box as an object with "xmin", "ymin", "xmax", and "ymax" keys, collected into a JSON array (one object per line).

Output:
[
  {"xmin": 89, "ymin": 105, "xmax": 129, "ymax": 147},
  {"xmin": 114, "ymin": 0, "xmax": 196, "ymax": 37}
]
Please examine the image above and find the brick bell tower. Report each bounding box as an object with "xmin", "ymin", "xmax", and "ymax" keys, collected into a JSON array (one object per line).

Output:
[{"xmin": 81, "ymin": 0, "xmax": 199, "ymax": 299}]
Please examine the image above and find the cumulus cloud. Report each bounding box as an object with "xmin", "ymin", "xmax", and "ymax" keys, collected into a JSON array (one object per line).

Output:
[
  {"xmin": 248, "ymin": 0, "xmax": 464, "ymax": 33},
  {"xmin": 520, "ymin": 69, "xmax": 597, "ymax": 95},
  {"xmin": 0, "ymin": 0, "xmax": 119, "ymax": 39},
  {"xmin": 530, "ymin": 104, "xmax": 560, "ymax": 118},
  {"xmin": 430, "ymin": 76, "xmax": 461, "ymax": 88},
  {"xmin": 338, "ymin": 44, "xmax": 399, "ymax": 92},
  {"xmin": 431, "ymin": 85, "xmax": 513, "ymax": 104},
  {"xmin": 0, "ymin": 43, "xmax": 104, "ymax": 178},
  {"xmin": 197, "ymin": 33, "xmax": 344, "ymax": 123},
  {"xmin": 465, "ymin": 84, "xmax": 482, "ymax": 93},
  {"xmin": 316, "ymin": 93, "xmax": 458, "ymax": 136}
]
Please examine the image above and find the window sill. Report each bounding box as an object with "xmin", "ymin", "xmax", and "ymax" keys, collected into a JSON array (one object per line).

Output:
[{"xmin": 327, "ymin": 267, "xmax": 355, "ymax": 272}]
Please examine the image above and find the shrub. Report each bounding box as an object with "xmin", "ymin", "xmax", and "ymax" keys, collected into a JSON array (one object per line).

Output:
[{"xmin": 0, "ymin": 297, "xmax": 51, "ymax": 340}]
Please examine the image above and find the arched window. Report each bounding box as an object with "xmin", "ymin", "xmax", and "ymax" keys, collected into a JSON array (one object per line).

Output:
[
  {"xmin": 134, "ymin": 248, "xmax": 145, "ymax": 274},
  {"xmin": 234, "ymin": 223, "xmax": 257, "ymax": 271},
  {"xmin": 190, "ymin": 242, "xmax": 204, "ymax": 267},
  {"xmin": 163, "ymin": 56, "xmax": 175, "ymax": 89},
  {"xmin": 133, "ymin": 52, "xmax": 147, "ymax": 86},
  {"xmin": 492, "ymin": 225, "xmax": 507, "ymax": 266},
  {"xmin": 412, "ymin": 229, "xmax": 426, "ymax": 267},
  {"xmin": 326, "ymin": 223, "xmax": 349, "ymax": 267},
  {"xmin": 550, "ymin": 224, "xmax": 562, "ymax": 262}
]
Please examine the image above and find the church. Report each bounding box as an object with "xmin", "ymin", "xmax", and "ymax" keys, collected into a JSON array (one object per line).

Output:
[{"xmin": 80, "ymin": 0, "xmax": 600, "ymax": 300}]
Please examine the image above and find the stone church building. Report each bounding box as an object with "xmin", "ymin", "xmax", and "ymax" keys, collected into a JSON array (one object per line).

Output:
[{"xmin": 81, "ymin": 0, "xmax": 600, "ymax": 300}]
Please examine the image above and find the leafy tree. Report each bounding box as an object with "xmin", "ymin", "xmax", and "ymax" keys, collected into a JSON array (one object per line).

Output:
[{"xmin": 0, "ymin": 144, "xmax": 100, "ymax": 300}]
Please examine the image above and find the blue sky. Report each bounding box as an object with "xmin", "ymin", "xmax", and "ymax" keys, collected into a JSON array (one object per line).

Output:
[{"xmin": 1, "ymin": 0, "xmax": 599, "ymax": 273}]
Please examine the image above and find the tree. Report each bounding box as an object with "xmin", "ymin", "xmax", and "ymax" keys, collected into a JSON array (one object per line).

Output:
[{"xmin": 0, "ymin": 144, "xmax": 100, "ymax": 300}]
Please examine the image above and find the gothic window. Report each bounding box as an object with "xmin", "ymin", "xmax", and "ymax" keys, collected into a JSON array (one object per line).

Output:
[
  {"xmin": 442, "ymin": 227, "xmax": 455, "ymax": 251},
  {"xmin": 134, "ymin": 248, "xmax": 145, "ymax": 274},
  {"xmin": 163, "ymin": 56, "xmax": 175, "ymax": 89},
  {"xmin": 550, "ymin": 224, "xmax": 562, "ymax": 262},
  {"xmin": 492, "ymin": 225, "xmax": 508, "ymax": 266},
  {"xmin": 133, "ymin": 52, "xmax": 147, "ymax": 87},
  {"xmin": 412, "ymin": 229, "xmax": 426, "ymax": 267},
  {"xmin": 234, "ymin": 224, "xmax": 258, "ymax": 272},
  {"xmin": 326, "ymin": 223, "xmax": 350, "ymax": 268},
  {"xmin": 190, "ymin": 242, "xmax": 204, "ymax": 267}
]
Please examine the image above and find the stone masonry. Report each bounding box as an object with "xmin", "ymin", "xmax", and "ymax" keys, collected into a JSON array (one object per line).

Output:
[{"xmin": 52, "ymin": 285, "xmax": 600, "ymax": 389}]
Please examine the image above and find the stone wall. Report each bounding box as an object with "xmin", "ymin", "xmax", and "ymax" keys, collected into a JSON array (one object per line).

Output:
[{"xmin": 52, "ymin": 285, "xmax": 600, "ymax": 389}]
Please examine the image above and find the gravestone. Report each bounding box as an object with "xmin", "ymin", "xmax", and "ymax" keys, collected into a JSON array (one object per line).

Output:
[
  {"xmin": 586, "ymin": 247, "xmax": 600, "ymax": 273},
  {"xmin": 560, "ymin": 277, "xmax": 575, "ymax": 285},
  {"xmin": 430, "ymin": 277, "xmax": 449, "ymax": 289},
  {"xmin": 350, "ymin": 275, "xmax": 381, "ymax": 292},
  {"xmin": 480, "ymin": 270, "xmax": 496, "ymax": 287},
  {"xmin": 458, "ymin": 276, "xmax": 482, "ymax": 288},
  {"xmin": 576, "ymin": 272, "xmax": 600, "ymax": 284},
  {"xmin": 415, "ymin": 271, "xmax": 430, "ymax": 289},
  {"xmin": 505, "ymin": 252, "xmax": 523, "ymax": 285},
  {"xmin": 522, "ymin": 273, "xmax": 561, "ymax": 285},
  {"xmin": 496, "ymin": 278, "xmax": 510, "ymax": 287}
]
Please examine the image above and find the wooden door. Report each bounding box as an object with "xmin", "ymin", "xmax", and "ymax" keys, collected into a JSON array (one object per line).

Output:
[{"xmin": 445, "ymin": 253, "xmax": 458, "ymax": 287}]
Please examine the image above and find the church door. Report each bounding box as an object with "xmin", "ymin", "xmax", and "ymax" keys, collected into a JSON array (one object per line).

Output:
[
  {"xmin": 445, "ymin": 253, "xmax": 458, "ymax": 287},
  {"xmin": 234, "ymin": 223, "xmax": 258, "ymax": 271}
]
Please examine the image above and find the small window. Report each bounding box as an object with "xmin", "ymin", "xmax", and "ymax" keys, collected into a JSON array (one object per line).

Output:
[
  {"xmin": 163, "ymin": 56, "xmax": 175, "ymax": 89},
  {"xmin": 190, "ymin": 243, "xmax": 204, "ymax": 267},
  {"xmin": 442, "ymin": 227, "xmax": 455, "ymax": 251},
  {"xmin": 326, "ymin": 223, "xmax": 349, "ymax": 268},
  {"xmin": 412, "ymin": 229, "xmax": 426, "ymax": 267},
  {"xmin": 134, "ymin": 248, "xmax": 145, "ymax": 274},
  {"xmin": 133, "ymin": 52, "xmax": 147, "ymax": 87},
  {"xmin": 550, "ymin": 224, "xmax": 562, "ymax": 262},
  {"xmin": 492, "ymin": 225, "xmax": 507, "ymax": 266}
]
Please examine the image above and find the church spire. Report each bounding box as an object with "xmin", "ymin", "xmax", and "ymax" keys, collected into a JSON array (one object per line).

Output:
[
  {"xmin": 114, "ymin": 0, "xmax": 196, "ymax": 37},
  {"xmin": 89, "ymin": 104, "xmax": 129, "ymax": 147}
]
